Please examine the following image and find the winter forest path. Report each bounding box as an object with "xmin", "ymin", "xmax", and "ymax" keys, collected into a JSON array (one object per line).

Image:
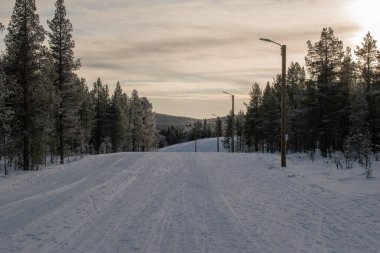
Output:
[{"xmin": 0, "ymin": 152, "xmax": 379, "ymax": 253}]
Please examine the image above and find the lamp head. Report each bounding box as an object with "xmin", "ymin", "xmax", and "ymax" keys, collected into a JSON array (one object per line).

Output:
[{"xmin": 260, "ymin": 38, "xmax": 272, "ymax": 42}]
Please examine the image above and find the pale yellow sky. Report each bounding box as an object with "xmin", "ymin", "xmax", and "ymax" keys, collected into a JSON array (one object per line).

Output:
[{"xmin": 1, "ymin": 0, "xmax": 379, "ymax": 118}]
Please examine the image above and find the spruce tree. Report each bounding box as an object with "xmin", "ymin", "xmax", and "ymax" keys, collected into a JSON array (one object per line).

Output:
[
  {"xmin": 355, "ymin": 32, "xmax": 379, "ymax": 91},
  {"xmin": 244, "ymin": 83, "xmax": 262, "ymax": 152},
  {"xmin": 90, "ymin": 78, "xmax": 110, "ymax": 153},
  {"xmin": 110, "ymin": 82, "xmax": 128, "ymax": 152},
  {"xmin": 78, "ymin": 78, "xmax": 94, "ymax": 154},
  {"xmin": 129, "ymin": 90, "xmax": 144, "ymax": 151},
  {"xmin": 344, "ymin": 85, "xmax": 372, "ymax": 176},
  {"xmin": 301, "ymin": 80, "xmax": 319, "ymax": 151},
  {"xmin": 305, "ymin": 27, "xmax": 344, "ymax": 156},
  {"xmin": 48, "ymin": 0, "xmax": 81, "ymax": 164},
  {"xmin": 286, "ymin": 62, "xmax": 306, "ymax": 152},
  {"xmin": 140, "ymin": 97, "xmax": 156, "ymax": 151},
  {"xmin": 0, "ymin": 56, "xmax": 15, "ymax": 174},
  {"xmin": 336, "ymin": 47, "xmax": 357, "ymax": 149},
  {"xmin": 261, "ymin": 83, "xmax": 279, "ymax": 153},
  {"xmin": 4, "ymin": 0, "xmax": 48, "ymax": 170},
  {"xmin": 30, "ymin": 49, "xmax": 57, "ymax": 167},
  {"xmin": 355, "ymin": 32, "xmax": 380, "ymax": 148}
]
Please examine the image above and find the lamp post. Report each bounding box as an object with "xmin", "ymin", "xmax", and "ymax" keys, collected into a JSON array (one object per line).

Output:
[
  {"xmin": 223, "ymin": 92, "xmax": 235, "ymax": 153},
  {"xmin": 212, "ymin": 114, "xmax": 221, "ymax": 152},
  {"xmin": 260, "ymin": 38, "xmax": 286, "ymax": 167}
]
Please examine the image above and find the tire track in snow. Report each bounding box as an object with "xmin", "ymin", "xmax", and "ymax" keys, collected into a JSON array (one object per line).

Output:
[
  {"xmin": 1, "ymin": 152, "xmax": 379, "ymax": 253},
  {"xmin": 0, "ymin": 153, "xmax": 138, "ymax": 253},
  {"xmin": 256, "ymin": 154, "xmax": 380, "ymax": 252}
]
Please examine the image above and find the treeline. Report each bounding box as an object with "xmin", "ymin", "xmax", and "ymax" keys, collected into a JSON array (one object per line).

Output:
[
  {"xmin": 158, "ymin": 119, "xmax": 219, "ymax": 148},
  {"xmin": 0, "ymin": 0, "xmax": 156, "ymax": 172},
  {"xmin": 240, "ymin": 28, "xmax": 379, "ymax": 166}
]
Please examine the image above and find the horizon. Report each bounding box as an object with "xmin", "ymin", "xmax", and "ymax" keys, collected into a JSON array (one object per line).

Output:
[{"xmin": 1, "ymin": 0, "xmax": 379, "ymax": 118}]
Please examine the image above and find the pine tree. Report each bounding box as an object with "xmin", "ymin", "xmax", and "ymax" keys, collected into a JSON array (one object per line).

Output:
[
  {"xmin": 261, "ymin": 83, "xmax": 280, "ymax": 153},
  {"xmin": 305, "ymin": 27, "xmax": 343, "ymax": 84},
  {"xmin": 336, "ymin": 47, "xmax": 357, "ymax": 150},
  {"xmin": 355, "ymin": 32, "xmax": 380, "ymax": 149},
  {"xmin": 78, "ymin": 79, "xmax": 93, "ymax": 155},
  {"xmin": 340, "ymin": 47, "xmax": 357, "ymax": 86},
  {"xmin": 244, "ymin": 83, "xmax": 262, "ymax": 152},
  {"xmin": 140, "ymin": 97, "xmax": 156, "ymax": 151},
  {"xmin": 29, "ymin": 49, "xmax": 57, "ymax": 167},
  {"xmin": 301, "ymin": 80, "xmax": 319, "ymax": 151},
  {"xmin": 129, "ymin": 90, "xmax": 144, "ymax": 151},
  {"xmin": 343, "ymin": 85, "xmax": 373, "ymax": 176},
  {"xmin": 4, "ymin": 0, "xmax": 49, "ymax": 170},
  {"xmin": 223, "ymin": 114, "xmax": 233, "ymax": 152},
  {"xmin": 355, "ymin": 32, "xmax": 379, "ymax": 91},
  {"xmin": 286, "ymin": 62, "xmax": 306, "ymax": 152},
  {"xmin": 215, "ymin": 117, "xmax": 222, "ymax": 137},
  {"xmin": 90, "ymin": 78, "xmax": 111, "ymax": 153},
  {"xmin": 287, "ymin": 62, "xmax": 306, "ymax": 110},
  {"xmin": 48, "ymin": 0, "xmax": 81, "ymax": 164},
  {"xmin": 305, "ymin": 27, "xmax": 344, "ymax": 156},
  {"xmin": 0, "ymin": 56, "xmax": 15, "ymax": 175},
  {"xmin": 110, "ymin": 82, "xmax": 128, "ymax": 152}
]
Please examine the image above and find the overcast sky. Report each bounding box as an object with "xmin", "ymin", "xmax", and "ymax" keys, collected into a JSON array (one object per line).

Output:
[{"xmin": 1, "ymin": 0, "xmax": 379, "ymax": 118}]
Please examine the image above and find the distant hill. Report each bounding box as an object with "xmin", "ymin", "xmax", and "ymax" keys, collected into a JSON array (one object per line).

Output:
[
  {"xmin": 154, "ymin": 113, "xmax": 227, "ymax": 130},
  {"xmin": 154, "ymin": 113, "xmax": 198, "ymax": 129}
]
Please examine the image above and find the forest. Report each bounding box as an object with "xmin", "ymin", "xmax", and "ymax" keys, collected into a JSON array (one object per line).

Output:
[
  {"xmin": 0, "ymin": 0, "xmax": 156, "ymax": 171},
  {"xmin": 1, "ymin": 1, "xmax": 379, "ymax": 176},
  {"xmin": 239, "ymin": 28, "xmax": 380, "ymax": 176}
]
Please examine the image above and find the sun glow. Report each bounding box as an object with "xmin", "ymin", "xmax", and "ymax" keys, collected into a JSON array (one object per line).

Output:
[{"xmin": 349, "ymin": 0, "xmax": 380, "ymax": 45}]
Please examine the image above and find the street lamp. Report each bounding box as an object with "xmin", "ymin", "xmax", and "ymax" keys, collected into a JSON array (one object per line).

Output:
[
  {"xmin": 260, "ymin": 37, "xmax": 287, "ymax": 167},
  {"xmin": 223, "ymin": 91, "xmax": 235, "ymax": 153},
  {"xmin": 212, "ymin": 114, "xmax": 221, "ymax": 152}
]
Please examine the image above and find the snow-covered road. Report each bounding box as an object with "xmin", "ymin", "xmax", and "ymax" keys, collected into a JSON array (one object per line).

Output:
[{"xmin": 0, "ymin": 152, "xmax": 379, "ymax": 253}]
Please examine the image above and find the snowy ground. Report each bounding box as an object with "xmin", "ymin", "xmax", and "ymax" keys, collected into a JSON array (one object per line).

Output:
[
  {"xmin": 0, "ymin": 139, "xmax": 379, "ymax": 253},
  {"xmin": 159, "ymin": 137, "xmax": 228, "ymax": 152}
]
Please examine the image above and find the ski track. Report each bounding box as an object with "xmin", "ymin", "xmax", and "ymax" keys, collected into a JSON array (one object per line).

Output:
[{"xmin": 0, "ymin": 152, "xmax": 379, "ymax": 253}]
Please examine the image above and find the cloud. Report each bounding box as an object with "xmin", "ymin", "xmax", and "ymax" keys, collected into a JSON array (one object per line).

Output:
[{"xmin": 0, "ymin": 0, "xmax": 368, "ymax": 118}]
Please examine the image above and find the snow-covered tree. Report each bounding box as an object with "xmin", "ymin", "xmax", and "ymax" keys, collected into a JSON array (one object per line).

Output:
[
  {"xmin": 3, "ymin": 0, "xmax": 52, "ymax": 170},
  {"xmin": 99, "ymin": 136, "xmax": 112, "ymax": 154},
  {"xmin": 140, "ymin": 97, "xmax": 156, "ymax": 151},
  {"xmin": 110, "ymin": 82, "xmax": 128, "ymax": 152},
  {"xmin": 305, "ymin": 27, "xmax": 345, "ymax": 156},
  {"xmin": 286, "ymin": 62, "xmax": 306, "ymax": 152},
  {"xmin": 129, "ymin": 90, "xmax": 144, "ymax": 151},
  {"xmin": 90, "ymin": 78, "xmax": 111, "ymax": 153},
  {"xmin": 48, "ymin": 0, "xmax": 81, "ymax": 164},
  {"xmin": 77, "ymin": 78, "xmax": 93, "ymax": 155},
  {"xmin": 355, "ymin": 32, "xmax": 380, "ymax": 151},
  {"xmin": 0, "ymin": 57, "xmax": 14, "ymax": 175},
  {"xmin": 343, "ymin": 85, "xmax": 373, "ymax": 177}
]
